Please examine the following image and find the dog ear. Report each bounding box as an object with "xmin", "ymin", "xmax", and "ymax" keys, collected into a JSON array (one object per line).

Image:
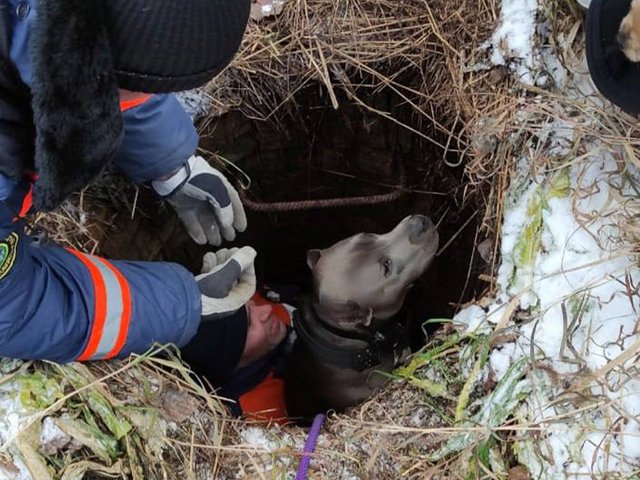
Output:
[{"xmin": 307, "ymin": 249, "xmax": 322, "ymax": 270}]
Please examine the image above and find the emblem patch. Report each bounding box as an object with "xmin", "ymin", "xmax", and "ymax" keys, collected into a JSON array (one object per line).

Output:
[{"xmin": 0, "ymin": 233, "xmax": 19, "ymax": 280}]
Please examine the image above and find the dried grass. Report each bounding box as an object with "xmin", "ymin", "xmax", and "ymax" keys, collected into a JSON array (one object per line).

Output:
[
  {"xmin": 203, "ymin": 2, "xmax": 640, "ymax": 478},
  {"xmin": 0, "ymin": 347, "xmax": 232, "ymax": 480},
  {"xmin": 14, "ymin": 0, "xmax": 640, "ymax": 479},
  {"xmin": 26, "ymin": 174, "xmax": 139, "ymax": 254},
  {"xmin": 33, "ymin": 0, "xmax": 509, "ymax": 256},
  {"xmin": 204, "ymin": 0, "xmax": 502, "ymax": 156}
]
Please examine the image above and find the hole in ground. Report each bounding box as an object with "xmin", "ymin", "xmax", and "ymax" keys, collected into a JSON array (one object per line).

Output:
[
  {"xmin": 101, "ymin": 87, "xmax": 490, "ymax": 351},
  {"xmin": 207, "ymin": 90, "xmax": 487, "ymax": 345}
]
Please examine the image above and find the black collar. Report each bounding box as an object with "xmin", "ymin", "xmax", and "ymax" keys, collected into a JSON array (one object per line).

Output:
[{"xmin": 293, "ymin": 297, "xmax": 409, "ymax": 372}]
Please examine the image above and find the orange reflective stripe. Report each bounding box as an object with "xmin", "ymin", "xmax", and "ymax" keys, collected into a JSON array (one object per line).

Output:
[
  {"xmin": 68, "ymin": 250, "xmax": 108, "ymax": 361},
  {"xmin": 18, "ymin": 183, "xmax": 33, "ymax": 219},
  {"xmin": 97, "ymin": 258, "xmax": 132, "ymax": 359},
  {"xmin": 119, "ymin": 94, "xmax": 152, "ymax": 112},
  {"xmin": 68, "ymin": 250, "xmax": 132, "ymax": 361}
]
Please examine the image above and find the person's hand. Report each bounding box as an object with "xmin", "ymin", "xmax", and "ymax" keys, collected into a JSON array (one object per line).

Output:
[
  {"xmin": 197, "ymin": 247, "xmax": 256, "ymax": 320},
  {"xmin": 152, "ymin": 155, "xmax": 247, "ymax": 246}
]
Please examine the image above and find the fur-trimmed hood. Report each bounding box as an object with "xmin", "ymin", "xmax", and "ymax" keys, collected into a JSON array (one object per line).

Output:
[
  {"xmin": 30, "ymin": 0, "xmax": 122, "ymax": 210},
  {"xmin": 27, "ymin": 0, "xmax": 250, "ymax": 211}
]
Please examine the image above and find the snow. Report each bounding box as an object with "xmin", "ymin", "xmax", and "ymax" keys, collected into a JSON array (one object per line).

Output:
[
  {"xmin": 489, "ymin": 343, "xmax": 518, "ymax": 380},
  {"xmin": 452, "ymin": 305, "xmax": 487, "ymax": 333},
  {"xmin": 452, "ymin": 0, "xmax": 640, "ymax": 476},
  {"xmin": 0, "ymin": 458, "xmax": 31, "ymax": 480},
  {"xmin": 0, "ymin": 381, "xmax": 34, "ymax": 480},
  {"xmin": 39, "ymin": 417, "xmax": 70, "ymax": 456},
  {"xmin": 239, "ymin": 426, "xmax": 279, "ymax": 451},
  {"xmin": 476, "ymin": 122, "xmax": 639, "ymax": 477},
  {"xmin": 489, "ymin": 0, "xmax": 540, "ymax": 84},
  {"xmin": 251, "ymin": 0, "xmax": 287, "ymax": 20},
  {"xmin": 39, "ymin": 417, "xmax": 61, "ymax": 446},
  {"xmin": 1, "ymin": 1, "xmax": 638, "ymax": 478},
  {"xmin": 0, "ymin": 381, "xmax": 32, "ymax": 446}
]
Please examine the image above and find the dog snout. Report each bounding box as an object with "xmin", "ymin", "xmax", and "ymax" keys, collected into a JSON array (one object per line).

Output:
[
  {"xmin": 409, "ymin": 215, "xmax": 434, "ymax": 234},
  {"xmin": 407, "ymin": 215, "xmax": 437, "ymax": 246}
]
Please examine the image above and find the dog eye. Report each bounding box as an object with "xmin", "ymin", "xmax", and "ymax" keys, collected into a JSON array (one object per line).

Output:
[{"xmin": 380, "ymin": 257, "xmax": 393, "ymax": 277}]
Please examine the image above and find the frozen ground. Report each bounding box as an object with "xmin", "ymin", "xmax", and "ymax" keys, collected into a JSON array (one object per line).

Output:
[
  {"xmin": 455, "ymin": 0, "xmax": 640, "ymax": 477},
  {"xmin": 489, "ymin": 0, "xmax": 540, "ymax": 84},
  {"xmin": 1, "ymin": 1, "xmax": 637, "ymax": 479}
]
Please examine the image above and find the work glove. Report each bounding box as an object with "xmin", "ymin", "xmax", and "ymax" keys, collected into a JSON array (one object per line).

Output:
[
  {"xmin": 152, "ymin": 155, "xmax": 247, "ymax": 246},
  {"xmin": 197, "ymin": 246, "xmax": 257, "ymax": 320}
]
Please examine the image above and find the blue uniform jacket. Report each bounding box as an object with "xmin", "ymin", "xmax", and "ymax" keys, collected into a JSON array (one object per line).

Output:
[{"xmin": 0, "ymin": 0, "xmax": 201, "ymax": 362}]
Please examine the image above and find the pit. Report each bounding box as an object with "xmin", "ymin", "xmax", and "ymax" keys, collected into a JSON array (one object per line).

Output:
[
  {"xmin": 98, "ymin": 86, "xmax": 489, "ymax": 351},
  {"xmin": 16, "ymin": 1, "xmax": 519, "ymax": 476}
]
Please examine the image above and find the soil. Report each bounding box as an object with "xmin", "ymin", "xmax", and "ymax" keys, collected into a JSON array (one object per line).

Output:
[{"xmin": 101, "ymin": 88, "xmax": 489, "ymax": 350}]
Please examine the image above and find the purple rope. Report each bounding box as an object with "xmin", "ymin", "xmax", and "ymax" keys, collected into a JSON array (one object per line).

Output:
[{"xmin": 295, "ymin": 414, "xmax": 326, "ymax": 480}]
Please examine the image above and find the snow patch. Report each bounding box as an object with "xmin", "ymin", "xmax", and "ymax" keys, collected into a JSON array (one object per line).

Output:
[
  {"xmin": 455, "ymin": 1, "xmax": 640, "ymax": 475},
  {"xmin": 489, "ymin": 0, "xmax": 540, "ymax": 84},
  {"xmin": 453, "ymin": 305, "xmax": 487, "ymax": 333},
  {"xmin": 0, "ymin": 381, "xmax": 32, "ymax": 446},
  {"xmin": 38, "ymin": 417, "xmax": 70, "ymax": 456},
  {"xmin": 240, "ymin": 426, "xmax": 277, "ymax": 450}
]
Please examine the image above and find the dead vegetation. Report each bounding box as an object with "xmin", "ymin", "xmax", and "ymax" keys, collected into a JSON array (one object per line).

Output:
[
  {"xmin": 0, "ymin": 347, "xmax": 232, "ymax": 479},
  {"xmin": 9, "ymin": 0, "xmax": 640, "ymax": 479},
  {"xmin": 31, "ymin": 0, "xmax": 512, "ymax": 259},
  {"xmin": 205, "ymin": 0, "xmax": 510, "ymax": 234}
]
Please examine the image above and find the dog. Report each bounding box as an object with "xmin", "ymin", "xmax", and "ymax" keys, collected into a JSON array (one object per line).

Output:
[
  {"xmin": 285, "ymin": 215, "xmax": 439, "ymax": 419},
  {"xmin": 618, "ymin": 0, "xmax": 640, "ymax": 61}
]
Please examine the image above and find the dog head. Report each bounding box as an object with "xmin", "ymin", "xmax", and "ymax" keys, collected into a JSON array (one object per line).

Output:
[
  {"xmin": 618, "ymin": 0, "xmax": 640, "ymax": 61},
  {"xmin": 307, "ymin": 215, "xmax": 439, "ymax": 332}
]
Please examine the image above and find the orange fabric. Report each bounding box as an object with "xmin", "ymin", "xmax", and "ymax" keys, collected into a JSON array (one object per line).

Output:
[
  {"xmin": 17, "ymin": 183, "xmax": 33, "ymax": 219},
  {"xmin": 238, "ymin": 373, "xmax": 288, "ymax": 425},
  {"xmin": 251, "ymin": 292, "xmax": 292, "ymax": 327},
  {"xmin": 68, "ymin": 250, "xmax": 108, "ymax": 361},
  {"xmin": 119, "ymin": 94, "xmax": 152, "ymax": 112},
  {"xmin": 235, "ymin": 292, "xmax": 293, "ymax": 424},
  {"xmin": 97, "ymin": 258, "xmax": 132, "ymax": 359}
]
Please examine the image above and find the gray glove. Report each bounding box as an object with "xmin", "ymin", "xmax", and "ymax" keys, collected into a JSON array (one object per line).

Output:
[
  {"xmin": 152, "ymin": 155, "xmax": 247, "ymax": 246},
  {"xmin": 197, "ymin": 246, "xmax": 257, "ymax": 320}
]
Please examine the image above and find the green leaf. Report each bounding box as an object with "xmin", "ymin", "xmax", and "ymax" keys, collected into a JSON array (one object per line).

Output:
[
  {"xmin": 58, "ymin": 365, "xmax": 131, "ymax": 440},
  {"xmin": 407, "ymin": 377, "xmax": 449, "ymax": 398},
  {"xmin": 428, "ymin": 357, "xmax": 531, "ymax": 461},
  {"xmin": 55, "ymin": 416, "xmax": 118, "ymax": 463},
  {"xmin": 514, "ymin": 188, "xmax": 544, "ymax": 268},
  {"xmin": 395, "ymin": 333, "xmax": 463, "ymax": 378},
  {"xmin": 16, "ymin": 372, "xmax": 62, "ymax": 411},
  {"xmin": 549, "ymin": 170, "xmax": 570, "ymax": 198},
  {"xmin": 455, "ymin": 339, "xmax": 490, "ymax": 422}
]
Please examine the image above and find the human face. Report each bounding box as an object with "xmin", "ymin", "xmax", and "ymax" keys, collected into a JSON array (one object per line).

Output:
[{"xmin": 236, "ymin": 298, "xmax": 288, "ymax": 369}]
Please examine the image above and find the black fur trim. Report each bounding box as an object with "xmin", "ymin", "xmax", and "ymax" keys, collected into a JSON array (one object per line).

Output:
[{"xmin": 30, "ymin": 0, "xmax": 122, "ymax": 211}]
